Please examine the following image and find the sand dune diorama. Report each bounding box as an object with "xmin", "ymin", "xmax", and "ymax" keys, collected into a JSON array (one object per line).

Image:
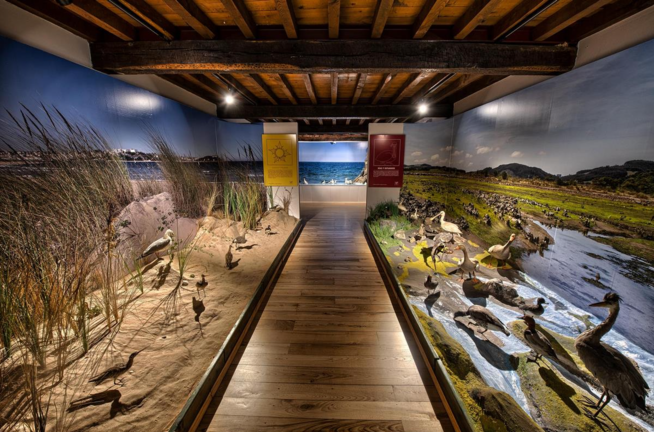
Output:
[{"xmin": 0, "ymin": 108, "xmax": 297, "ymax": 431}]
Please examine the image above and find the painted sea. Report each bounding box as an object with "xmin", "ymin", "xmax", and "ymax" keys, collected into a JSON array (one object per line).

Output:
[{"xmin": 299, "ymin": 162, "xmax": 364, "ymax": 185}]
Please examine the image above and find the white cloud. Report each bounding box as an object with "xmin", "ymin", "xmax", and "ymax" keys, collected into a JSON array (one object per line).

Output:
[
  {"xmin": 465, "ymin": 153, "xmax": 473, "ymax": 159},
  {"xmin": 468, "ymin": 162, "xmax": 473, "ymax": 167},
  {"xmin": 476, "ymin": 146, "xmax": 492, "ymax": 154},
  {"xmin": 415, "ymin": 158, "xmax": 427, "ymax": 163},
  {"xmin": 430, "ymin": 154, "xmax": 440, "ymax": 161},
  {"xmin": 411, "ymin": 151, "xmax": 423, "ymax": 156},
  {"xmin": 453, "ymin": 150, "xmax": 463, "ymax": 156},
  {"xmin": 443, "ymin": 146, "xmax": 453, "ymax": 152},
  {"xmin": 539, "ymin": 151, "xmax": 547, "ymax": 155},
  {"xmin": 495, "ymin": 147, "xmax": 501, "ymax": 152},
  {"xmin": 511, "ymin": 151, "xmax": 524, "ymax": 158}
]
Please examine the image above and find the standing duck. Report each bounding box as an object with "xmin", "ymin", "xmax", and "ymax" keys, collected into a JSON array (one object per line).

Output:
[
  {"xmin": 520, "ymin": 315, "xmax": 557, "ymax": 362},
  {"xmin": 432, "ymin": 211, "xmax": 462, "ymax": 243},
  {"xmin": 518, "ymin": 297, "xmax": 547, "ymax": 316},
  {"xmin": 575, "ymin": 293, "xmax": 649, "ymax": 417},
  {"xmin": 454, "ymin": 305, "xmax": 510, "ymax": 336},
  {"xmin": 487, "ymin": 233, "xmax": 516, "ymax": 265},
  {"xmin": 454, "ymin": 244, "xmax": 479, "ymax": 281}
]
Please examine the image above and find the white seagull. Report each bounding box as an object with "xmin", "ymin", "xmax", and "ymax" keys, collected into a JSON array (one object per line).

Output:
[{"xmin": 140, "ymin": 229, "xmax": 174, "ymax": 259}]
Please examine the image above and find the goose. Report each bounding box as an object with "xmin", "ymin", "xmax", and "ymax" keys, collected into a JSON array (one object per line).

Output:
[
  {"xmin": 521, "ymin": 315, "xmax": 557, "ymax": 362},
  {"xmin": 397, "ymin": 199, "xmax": 407, "ymax": 213},
  {"xmin": 454, "ymin": 244, "xmax": 479, "ymax": 281},
  {"xmin": 488, "ymin": 233, "xmax": 516, "ymax": 264},
  {"xmin": 424, "ymin": 275, "xmax": 439, "ymax": 295},
  {"xmin": 140, "ymin": 229, "xmax": 174, "ymax": 260},
  {"xmin": 432, "ymin": 211, "xmax": 462, "ymax": 243},
  {"xmin": 454, "ymin": 305, "xmax": 510, "ymax": 336}
]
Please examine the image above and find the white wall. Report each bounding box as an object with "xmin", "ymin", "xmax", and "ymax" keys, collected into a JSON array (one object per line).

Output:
[{"xmin": 300, "ymin": 185, "xmax": 366, "ymax": 203}]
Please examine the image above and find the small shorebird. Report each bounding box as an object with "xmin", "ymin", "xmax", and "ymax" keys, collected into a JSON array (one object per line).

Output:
[
  {"xmin": 225, "ymin": 244, "xmax": 233, "ymax": 270},
  {"xmin": 140, "ymin": 229, "xmax": 174, "ymax": 260},
  {"xmin": 432, "ymin": 211, "xmax": 461, "ymax": 243},
  {"xmin": 454, "ymin": 305, "xmax": 510, "ymax": 336},
  {"xmin": 488, "ymin": 233, "xmax": 516, "ymax": 264},
  {"xmin": 89, "ymin": 350, "xmax": 143, "ymax": 386},
  {"xmin": 424, "ymin": 275, "xmax": 439, "ymax": 295},
  {"xmin": 520, "ymin": 315, "xmax": 556, "ymax": 362}
]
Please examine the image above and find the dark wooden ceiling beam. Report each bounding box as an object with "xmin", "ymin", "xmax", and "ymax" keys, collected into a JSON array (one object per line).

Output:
[
  {"xmin": 412, "ymin": 0, "xmax": 450, "ymax": 38},
  {"xmin": 213, "ymin": 74, "xmax": 259, "ymax": 104},
  {"xmin": 441, "ymin": 75, "xmax": 506, "ymax": 103},
  {"xmin": 91, "ymin": 40, "xmax": 577, "ymax": 75},
  {"xmin": 532, "ymin": 0, "xmax": 614, "ymax": 41},
  {"xmin": 63, "ymin": 0, "xmax": 136, "ymax": 41},
  {"xmin": 392, "ymin": 72, "xmax": 428, "ymax": 104},
  {"xmin": 161, "ymin": 75, "xmax": 219, "ymax": 103},
  {"xmin": 352, "ymin": 73, "xmax": 367, "ymax": 104},
  {"xmin": 492, "ymin": 0, "xmax": 552, "ymax": 40},
  {"xmin": 300, "ymin": 132, "xmax": 368, "ymax": 141},
  {"xmin": 331, "ymin": 73, "xmax": 338, "ymax": 104},
  {"xmin": 246, "ymin": 74, "xmax": 280, "ymax": 104},
  {"xmin": 371, "ymin": 0, "xmax": 394, "ymax": 38},
  {"xmin": 426, "ymin": 74, "xmax": 484, "ymax": 103},
  {"xmin": 302, "ymin": 74, "xmax": 318, "ymax": 104},
  {"xmin": 8, "ymin": 0, "xmax": 102, "ymax": 41},
  {"xmin": 161, "ymin": 0, "xmax": 218, "ymax": 39},
  {"xmin": 113, "ymin": 0, "xmax": 178, "ymax": 40},
  {"xmin": 410, "ymin": 73, "xmax": 450, "ymax": 103},
  {"xmin": 219, "ymin": 0, "xmax": 257, "ymax": 39},
  {"xmin": 275, "ymin": 0, "xmax": 298, "ymax": 38},
  {"xmin": 299, "ymin": 123, "xmax": 367, "ymax": 133},
  {"xmin": 566, "ymin": 0, "xmax": 654, "ymax": 42},
  {"xmin": 453, "ymin": 0, "xmax": 503, "ymax": 39},
  {"xmin": 185, "ymin": 74, "xmax": 225, "ymax": 95},
  {"xmin": 273, "ymin": 74, "xmax": 299, "ymax": 104},
  {"xmin": 371, "ymin": 73, "xmax": 395, "ymax": 104},
  {"xmin": 328, "ymin": 0, "xmax": 341, "ymax": 38},
  {"xmin": 217, "ymin": 103, "xmax": 453, "ymax": 119}
]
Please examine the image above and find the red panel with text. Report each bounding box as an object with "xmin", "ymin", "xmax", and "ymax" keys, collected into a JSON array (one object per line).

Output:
[{"xmin": 369, "ymin": 134, "xmax": 406, "ymax": 187}]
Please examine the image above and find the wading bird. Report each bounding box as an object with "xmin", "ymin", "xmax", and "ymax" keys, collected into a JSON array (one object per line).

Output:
[
  {"xmin": 424, "ymin": 275, "xmax": 439, "ymax": 295},
  {"xmin": 454, "ymin": 305, "xmax": 510, "ymax": 336},
  {"xmin": 488, "ymin": 233, "xmax": 516, "ymax": 265},
  {"xmin": 520, "ymin": 315, "xmax": 557, "ymax": 362},
  {"xmin": 575, "ymin": 292, "xmax": 649, "ymax": 418},
  {"xmin": 89, "ymin": 350, "xmax": 143, "ymax": 386},
  {"xmin": 225, "ymin": 244, "xmax": 233, "ymax": 270},
  {"xmin": 432, "ymin": 211, "xmax": 462, "ymax": 243},
  {"xmin": 454, "ymin": 245, "xmax": 479, "ymax": 281},
  {"xmin": 140, "ymin": 229, "xmax": 174, "ymax": 260}
]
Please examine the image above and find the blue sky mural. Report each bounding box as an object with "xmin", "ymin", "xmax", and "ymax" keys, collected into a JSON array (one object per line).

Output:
[{"xmin": 299, "ymin": 141, "xmax": 368, "ymax": 162}]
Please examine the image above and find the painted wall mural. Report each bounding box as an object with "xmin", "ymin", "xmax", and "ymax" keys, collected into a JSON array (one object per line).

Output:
[
  {"xmin": 377, "ymin": 37, "xmax": 654, "ymax": 431},
  {"xmin": 298, "ymin": 141, "xmax": 367, "ymax": 185}
]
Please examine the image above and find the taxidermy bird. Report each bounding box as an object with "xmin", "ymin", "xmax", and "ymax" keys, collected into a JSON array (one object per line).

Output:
[
  {"xmin": 397, "ymin": 199, "xmax": 407, "ymax": 213},
  {"xmin": 424, "ymin": 275, "xmax": 439, "ymax": 295},
  {"xmin": 196, "ymin": 274, "xmax": 208, "ymax": 288},
  {"xmin": 431, "ymin": 240, "xmax": 446, "ymax": 266},
  {"xmin": 265, "ymin": 225, "xmax": 274, "ymax": 236},
  {"xmin": 454, "ymin": 305, "xmax": 510, "ymax": 336},
  {"xmin": 432, "ymin": 211, "xmax": 462, "ymax": 243},
  {"xmin": 518, "ymin": 297, "xmax": 547, "ymax": 316},
  {"xmin": 89, "ymin": 350, "xmax": 142, "ymax": 386},
  {"xmin": 232, "ymin": 231, "xmax": 247, "ymax": 249},
  {"xmin": 575, "ymin": 292, "xmax": 649, "ymax": 418},
  {"xmin": 303, "ymin": 178, "xmax": 308, "ymax": 185},
  {"xmin": 520, "ymin": 315, "xmax": 557, "ymax": 362},
  {"xmin": 488, "ymin": 233, "xmax": 516, "ymax": 264},
  {"xmin": 225, "ymin": 244, "xmax": 233, "ymax": 270},
  {"xmin": 140, "ymin": 229, "xmax": 174, "ymax": 259},
  {"xmin": 454, "ymin": 245, "xmax": 479, "ymax": 281},
  {"xmin": 192, "ymin": 297, "xmax": 205, "ymax": 322}
]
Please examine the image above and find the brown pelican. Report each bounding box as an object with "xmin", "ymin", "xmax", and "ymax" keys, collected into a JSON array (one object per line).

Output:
[
  {"xmin": 89, "ymin": 350, "xmax": 143, "ymax": 386},
  {"xmin": 454, "ymin": 305, "xmax": 510, "ymax": 336},
  {"xmin": 487, "ymin": 233, "xmax": 516, "ymax": 264},
  {"xmin": 518, "ymin": 297, "xmax": 547, "ymax": 316},
  {"xmin": 432, "ymin": 211, "xmax": 462, "ymax": 243},
  {"xmin": 424, "ymin": 275, "xmax": 438, "ymax": 295},
  {"xmin": 454, "ymin": 244, "xmax": 479, "ymax": 281},
  {"xmin": 575, "ymin": 292, "xmax": 649, "ymax": 417},
  {"xmin": 520, "ymin": 315, "xmax": 557, "ymax": 362},
  {"xmin": 140, "ymin": 229, "xmax": 174, "ymax": 259}
]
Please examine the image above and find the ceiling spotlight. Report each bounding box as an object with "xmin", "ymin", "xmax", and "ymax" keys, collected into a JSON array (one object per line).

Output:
[
  {"xmin": 418, "ymin": 103, "xmax": 428, "ymax": 114},
  {"xmin": 225, "ymin": 94, "xmax": 235, "ymax": 105}
]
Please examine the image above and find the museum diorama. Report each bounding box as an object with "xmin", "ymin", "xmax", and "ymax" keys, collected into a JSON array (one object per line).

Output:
[{"xmin": 1, "ymin": 0, "xmax": 653, "ymax": 431}]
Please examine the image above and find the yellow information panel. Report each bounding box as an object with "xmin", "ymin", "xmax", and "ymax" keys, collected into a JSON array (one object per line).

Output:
[{"xmin": 262, "ymin": 133, "xmax": 298, "ymax": 187}]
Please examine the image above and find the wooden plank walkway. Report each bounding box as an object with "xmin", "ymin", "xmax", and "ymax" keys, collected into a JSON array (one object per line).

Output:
[{"xmin": 200, "ymin": 203, "xmax": 454, "ymax": 432}]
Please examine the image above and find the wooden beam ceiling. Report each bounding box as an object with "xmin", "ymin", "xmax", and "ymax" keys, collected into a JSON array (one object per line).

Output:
[
  {"xmin": 371, "ymin": 0, "xmax": 394, "ymax": 38},
  {"xmin": 113, "ymin": 0, "xmax": 178, "ymax": 40},
  {"xmin": 7, "ymin": 0, "xmax": 103, "ymax": 41},
  {"xmin": 274, "ymin": 0, "xmax": 299, "ymax": 39},
  {"xmin": 219, "ymin": 0, "xmax": 257, "ymax": 39},
  {"xmin": 371, "ymin": 73, "xmax": 395, "ymax": 104},
  {"xmin": 453, "ymin": 0, "xmax": 504, "ymax": 39},
  {"xmin": 566, "ymin": 0, "xmax": 654, "ymax": 42},
  {"xmin": 161, "ymin": 0, "xmax": 218, "ymax": 39},
  {"xmin": 216, "ymin": 104, "xmax": 453, "ymax": 119},
  {"xmin": 273, "ymin": 74, "xmax": 299, "ymax": 104},
  {"xmin": 412, "ymin": 0, "xmax": 449, "ymax": 39},
  {"xmin": 491, "ymin": 0, "xmax": 552, "ymax": 40},
  {"xmin": 91, "ymin": 40, "xmax": 578, "ymax": 75},
  {"xmin": 247, "ymin": 74, "xmax": 280, "ymax": 104},
  {"xmin": 302, "ymin": 74, "xmax": 318, "ymax": 104},
  {"xmin": 328, "ymin": 0, "xmax": 341, "ymax": 38},
  {"xmin": 393, "ymin": 72, "xmax": 428, "ymax": 104},
  {"xmin": 331, "ymin": 73, "xmax": 338, "ymax": 104},
  {"xmin": 532, "ymin": 0, "xmax": 615, "ymax": 41},
  {"xmin": 64, "ymin": 0, "xmax": 136, "ymax": 41}
]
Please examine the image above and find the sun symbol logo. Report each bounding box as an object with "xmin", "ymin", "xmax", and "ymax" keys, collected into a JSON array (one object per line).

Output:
[{"xmin": 269, "ymin": 143, "xmax": 290, "ymax": 163}]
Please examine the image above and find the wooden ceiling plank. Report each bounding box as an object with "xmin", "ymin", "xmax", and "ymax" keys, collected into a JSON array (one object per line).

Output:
[
  {"xmin": 91, "ymin": 40, "xmax": 577, "ymax": 75},
  {"xmin": 219, "ymin": 0, "xmax": 257, "ymax": 39},
  {"xmin": 412, "ymin": 0, "xmax": 449, "ymax": 39},
  {"xmin": 352, "ymin": 73, "xmax": 368, "ymax": 105},
  {"xmin": 216, "ymin": 104, "xmax": 453, "ymax": 119},
  {"xmin": 8, "ymin": 0, "xmax": 102, "ymax": 41},
  {"xmin": 302, "ymin": 74, "xmax": 318, "ymax": 104},
  {"xmin": 204, "ymin": 73, "xmax": 230, "ymax": 91},
  {"xmin": 247, "ymin": 74, "xmax": 280, "ymax": 104},
  {"xmin": 218, "ymin": 75, "xmax": 260, "ymax": 104},
  {"xmin": 392, "ymin": 72, "xmax": 426, "ymax": 104},
  {"xmin": 453, "ymin": 0, "xmax": 504, "ymax": 39},
  {"xmin": 566, "ymin": 0, "xmax": 654, "ymax": 42},
  {"xmin": 117, "ymin": 0, "xmax": 178, "ymax": 40},
  {"xmin": 411, "ymin": 73, "xmax": 451, "ymax": 104},
  {"xmin": 371, "ymin": 73, "xmax": 396, "ymax": 104},
  {"xmin": 331, "ymin": 73, "xmax": 338, "ymax": 104},
  {"xmin": 275, "ymin": 74, "xmax": 299, "ymax": 104},
  {"xmin": 275, "ymin": 0, "xmax": 299, "ymax": 39},
  {"xmin": 371, "ymin": 0, "xmax": 394, "ymax": 38},
  {"xmin": 63, "ymin": 0, "xmax": 136, "ymax": 41},
  {"xmin": 427, "ymin": 74, "xmax": 485, "ymax": 103},
  {"xmin": 161, "ymin": 75, "xmax": 219, "ymax": 103},
  {"xmin": 492, "ymin": 0, "xmax": 551, "ymax": 40},
  {"xmin": 442, "ymin": 75, "xmax": 506, "ymax": 103},
  {"xmin": 161, "ymin": 0, "xmax": 218, "ymax": 39},
  {"xmin": 328, "ymin": 0, "xmax": 341, "ymax": 39},
  {"xmin": 532, "ymin": 0, "xmax": 614, "ymax": 41}
]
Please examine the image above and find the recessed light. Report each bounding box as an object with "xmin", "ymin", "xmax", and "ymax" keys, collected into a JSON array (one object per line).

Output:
[
  {"xmin": 225, "ymin": 94, "xmax": 235, "ymax": 105},
  {"xmin": 418, "ymin": 103, "xmax": 428, "ymax": 114}
]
